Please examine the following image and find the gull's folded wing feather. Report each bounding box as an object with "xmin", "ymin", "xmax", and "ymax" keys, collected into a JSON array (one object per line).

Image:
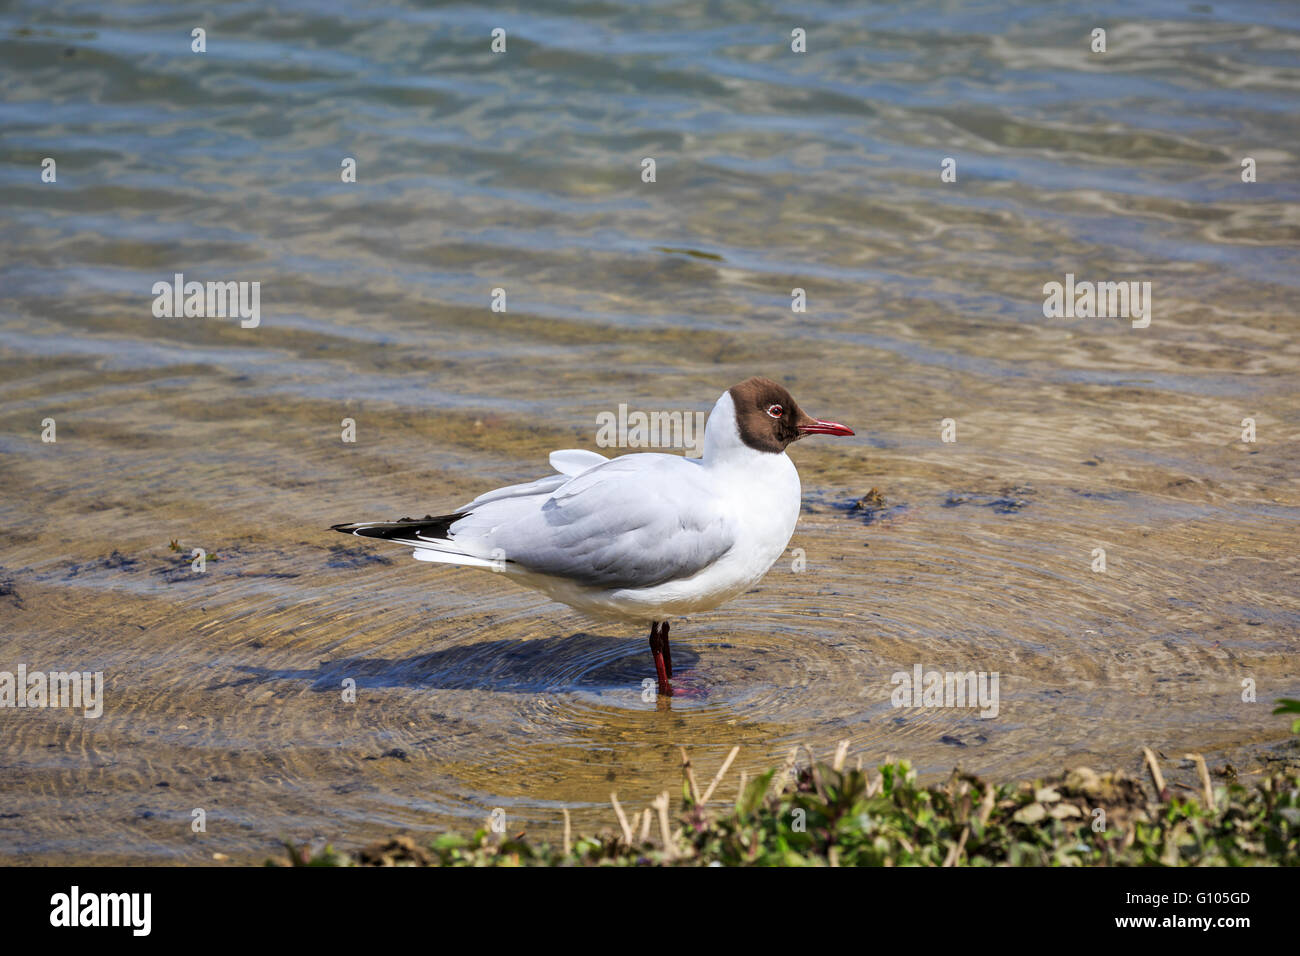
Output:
[
  {"xmin": 549, "ymin": 448, "xmax": 608, "ymax": 476},
  {"xmin": 453, "ymin": 455, "xmax": 731, "ymax": 590},
  {"xmin": 457, "ymin": 474, "xmax": 569, "ymax": 511}
]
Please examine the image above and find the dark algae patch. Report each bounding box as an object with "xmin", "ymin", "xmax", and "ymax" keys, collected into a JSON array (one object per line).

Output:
[
  {"xmin": 651, "ymin": 246, "xmax": 726, "ymax": 261},
  {"xmin": 845, "ymin": 487, "xmax": 910, "ymax": 525},
  {"xmin": 944, "ymin": 484, "xmax": 1035, "ymax": 514}
]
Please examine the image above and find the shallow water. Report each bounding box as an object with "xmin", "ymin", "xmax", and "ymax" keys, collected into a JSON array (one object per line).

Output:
[{"xmin": 0, "ymin": 0, "xmax": 1298, "ymax": 863}]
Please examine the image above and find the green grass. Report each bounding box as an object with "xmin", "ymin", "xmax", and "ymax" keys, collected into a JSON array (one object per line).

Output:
[{"xmin": 280, "ymin": 752, "xmax": 1300, "ymax": 867}]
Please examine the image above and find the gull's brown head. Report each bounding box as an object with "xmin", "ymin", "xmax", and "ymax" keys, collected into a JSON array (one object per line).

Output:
[{"xmin": 727, "ymin": 376, "xmax": 854, "ymax": 455}]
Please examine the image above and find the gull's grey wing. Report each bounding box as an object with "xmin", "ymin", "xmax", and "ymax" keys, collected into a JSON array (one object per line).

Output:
[
  {"xmin": 454, "ymin": 455, "xmax": 732, "ymax": 590},
  {"xmin": 458, "ymin": 474, "xmax": 569, "ymax": 511},
  {"xmin": 456, "ymin": 449, "xmax": 610, "ymax": 512}
]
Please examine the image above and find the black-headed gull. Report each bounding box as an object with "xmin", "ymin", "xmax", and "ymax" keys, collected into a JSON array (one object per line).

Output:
[{"xmin": 333, "ymin": 377, "xmax": 853, "ymax": 696}]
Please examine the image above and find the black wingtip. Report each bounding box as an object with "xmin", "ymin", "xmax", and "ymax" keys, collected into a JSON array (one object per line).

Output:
[{"xmin": 328, "ymin": 512, "xmax": 471, "ymax": 541}]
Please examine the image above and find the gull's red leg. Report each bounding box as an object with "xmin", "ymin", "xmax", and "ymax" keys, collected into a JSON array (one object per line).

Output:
[
  {"xmin": 660, "ymin": 620, "xmax": 672, "ymax": 678},
  {"xmin": 648, "ymin": 621, "xmax": 671, "ymax": 697}
]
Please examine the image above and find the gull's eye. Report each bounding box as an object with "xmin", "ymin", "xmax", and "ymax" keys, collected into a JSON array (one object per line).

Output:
[{"xmin": 767, "ymin": 404, "xmax": 783, "ymax": 419}]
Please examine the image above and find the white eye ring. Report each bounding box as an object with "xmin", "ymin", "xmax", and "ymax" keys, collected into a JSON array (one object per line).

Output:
[{"xmin": 767, "ymin": 404, "xmax": 783, "ymax": 419}]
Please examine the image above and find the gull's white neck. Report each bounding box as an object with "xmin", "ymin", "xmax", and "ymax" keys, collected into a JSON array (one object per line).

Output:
[
  {"xmin": 701, "ymin": 390, "xmax": 786, "ymax": 470},
  {"xmin": 699, "ymin": 390, "xmax": 802, "ymax": 575}
]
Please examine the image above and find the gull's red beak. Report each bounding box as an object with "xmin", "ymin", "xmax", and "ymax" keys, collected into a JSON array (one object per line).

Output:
[{"xmin": 797, "ymin": 418, "xmax": 854, "ymax": 437}]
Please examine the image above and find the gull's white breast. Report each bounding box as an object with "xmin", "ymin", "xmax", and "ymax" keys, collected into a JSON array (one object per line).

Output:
[{"xmin": 516, "ymin": 449, "xmax": 802, "ymax": 621}]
